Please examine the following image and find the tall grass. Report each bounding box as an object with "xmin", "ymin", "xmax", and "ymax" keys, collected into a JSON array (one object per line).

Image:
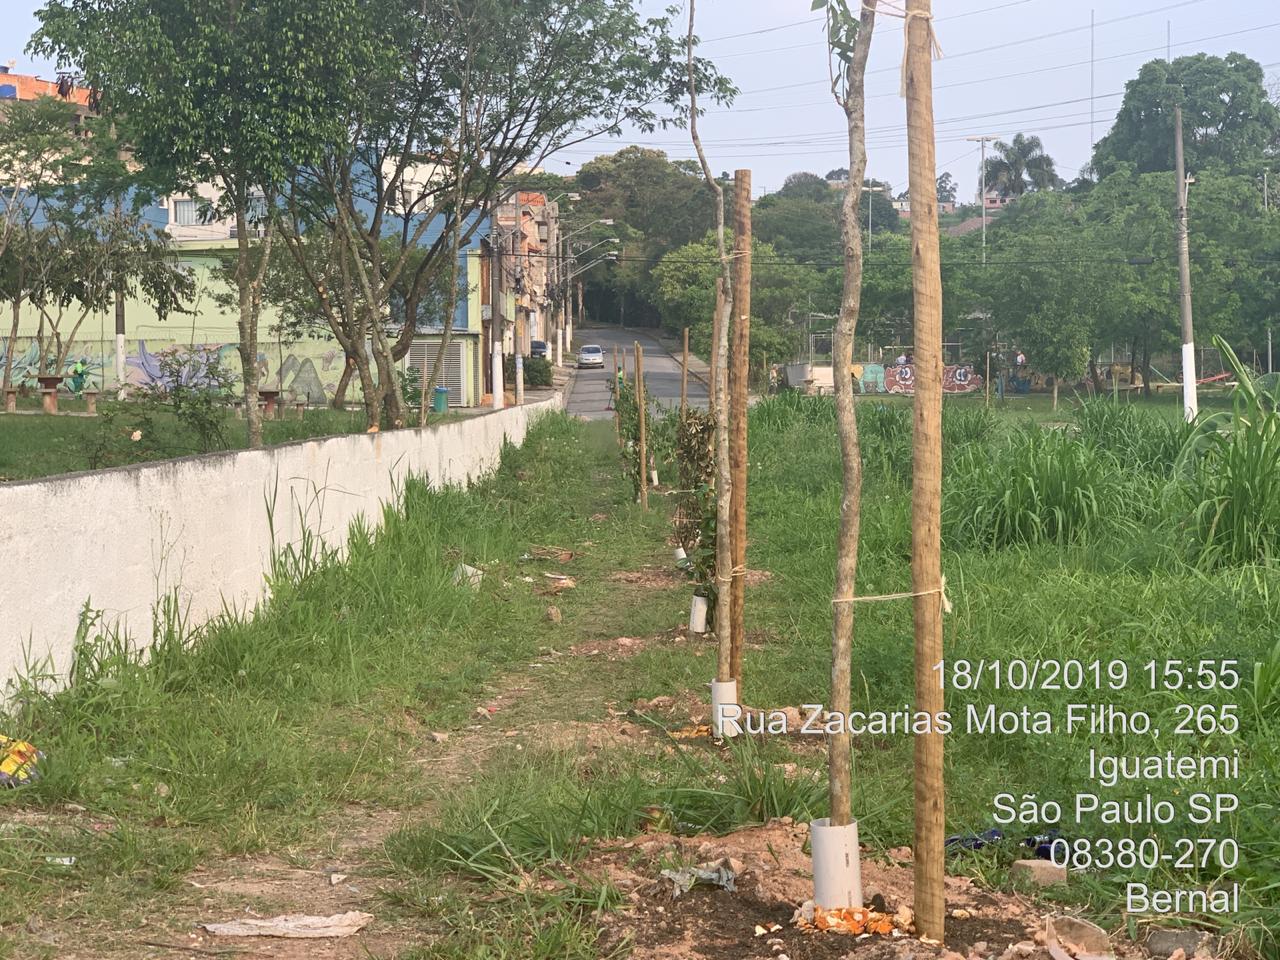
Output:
[
  {"xmin": 1073, "ymin": 399, "xmax": 1195, "ymax": 475},
  {"xmin": 945, "ymin": 426, "xmax": 1127, "ymax": 548},
  {"xmin": 1179, "ymin": 340, "xmax": 1280, "ymax": 569}
]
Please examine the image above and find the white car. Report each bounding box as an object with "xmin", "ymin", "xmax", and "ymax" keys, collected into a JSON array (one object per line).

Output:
[{"xmin": 577, "ymin": 344, "xmax": 605, "ymax": 369}]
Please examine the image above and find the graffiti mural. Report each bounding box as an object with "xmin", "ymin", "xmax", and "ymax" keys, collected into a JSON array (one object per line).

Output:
[
  {"xmin": 852, "ymin": 362, "xmax": 983, "ymax": 395},
  {"xmin": 0, "ymin": 340, "xmax": 106, "ymax": 391},
  {"xmin": 126, "ymin": 340, "xmax": 359, "ymax": 404}
]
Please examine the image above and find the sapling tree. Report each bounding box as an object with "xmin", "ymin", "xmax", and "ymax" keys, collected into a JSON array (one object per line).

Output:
[
  {"xmin": 685, "ymin": 0, "xmax": 737, "ymax": 730},
  {"xmin": 816, "ymin": 0, "xmax": 876, "ymax": 904}
]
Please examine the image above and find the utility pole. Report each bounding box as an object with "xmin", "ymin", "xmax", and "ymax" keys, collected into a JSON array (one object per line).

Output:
[
  {"xmin": 906, "ymin": 0, "xmax": 946, "ymax": 940},
  {"xmin": 1174, "ymin": 103, "xmax": 1198, "ymax": 422},
  {"xmin": 636, "ymin": 341, "xmax": 648, "ymax": 509},
  {"xmin": 728, "ymin": 169, "xmax": 752, "ymax": 688},
  {"xmin": 966, "ymin": 135, "xmax": 998, "ymax": 265},
  {"xmin": 490, "ymin": 212, "xmax": 505, "ymax": 410}
]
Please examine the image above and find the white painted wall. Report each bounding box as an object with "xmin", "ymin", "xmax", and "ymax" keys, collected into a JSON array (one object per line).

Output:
[{"xmin": 0, "ymin": 395, "xmax": 563, "ymax": 690}]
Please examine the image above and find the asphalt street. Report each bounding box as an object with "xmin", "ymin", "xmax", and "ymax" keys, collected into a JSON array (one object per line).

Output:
[{"xmin": 565, "ymin": 326, "xmax": 709, "ymax": 420}]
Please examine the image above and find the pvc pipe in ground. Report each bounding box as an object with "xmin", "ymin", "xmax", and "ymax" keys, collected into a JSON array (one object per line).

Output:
[
  {"xmin": 674, "ymin": 546, "xmax": 687, "ymax": 564},
  {"xmin": 810, "ymin": 817, "xmax": 863, "ymax": 910},
  {"xmin": 688, "ymin": 594, "xmax": 708, "ymax": 633},
  {"xmin": 710, "ymin": 678, "xmax": 740, "ymax": 739},
  {"xmin": 650, "ymin": 468, "xmax": 659, "ymax": 486}
]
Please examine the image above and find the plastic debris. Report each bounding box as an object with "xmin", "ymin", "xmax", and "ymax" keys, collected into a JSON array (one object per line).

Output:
[
  {"xmin": 201, "ymin": 911, "xmax": 374, "ymax": 939},
  {"xmin": 452, "ymin": 564, "xmax": 483, "ymax": 589},
  {"xmin": 945, "ymin": 828, "xmax": 1004, "ymax": 851},
  {"xmin": 44, "ymin": 856, "xmax": 76, "ymax": 866},
  {"xmin": 0, "ymin": 734, "xmax": 43, "ymax": 787},
  {"xmin": 660, "ymin": 860, "xmax": 737, "ymax": 899}
]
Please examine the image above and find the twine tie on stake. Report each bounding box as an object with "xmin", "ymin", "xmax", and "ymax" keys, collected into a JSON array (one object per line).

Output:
[
  {"xmin": 864, "ymin": 2, "xmax": 944, "ymax": 98},
  {"xmin": 833, "ymin": 574, "xmax": 952, "ymax": 614}
]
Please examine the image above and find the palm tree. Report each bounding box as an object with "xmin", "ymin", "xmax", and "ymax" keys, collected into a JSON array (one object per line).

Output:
[{"xmin": 982, "ymin": 133, "xmax": 1063, "ymax": 198}]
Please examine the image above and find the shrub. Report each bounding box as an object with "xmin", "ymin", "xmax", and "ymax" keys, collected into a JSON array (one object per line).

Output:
[{"xmin": 503, "ymin": 355, "xmax": 553, "ymax": 387}]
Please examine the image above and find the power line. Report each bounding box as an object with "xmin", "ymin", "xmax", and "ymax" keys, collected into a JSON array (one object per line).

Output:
[
  {"xmin": 733, "ymin": 20, "xmax": 1280, "ymax": 100},
  {"xmin": 705, "ymin": 0, "xmax": 1211, "ymax": 61}
]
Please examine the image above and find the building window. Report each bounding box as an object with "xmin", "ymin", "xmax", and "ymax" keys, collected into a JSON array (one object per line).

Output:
[{"xmin": 173, "ymin": 199, "xmax": 198, "ymax": 226}]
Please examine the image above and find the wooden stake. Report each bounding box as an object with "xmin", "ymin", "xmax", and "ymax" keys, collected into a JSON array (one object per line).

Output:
[
  {"xmin": 904, "ymin": 0, "xmax": 946, "ymax": 940},
  {"xmin": 613, "ymin": 346, "xmax": 621, "ymax": 436},
  {"xmin": 729, "ymin": 170, "xmax": 752, "ymax": 687},
  {"xmin": 636, "ymin": 341, "xmax": 648, "ymax": 510},
  {"xmin": 985, "ymin": 351, "xmax": 991, "ymax": 409},
  {"xmin": 709, "ymin": 278, "xmax": 724, "ymax": 419},
  {"xmin": 681, "ymin": 327, "xmax": 690, "ymax": 411},
  {"xmin": 829, "ymin": 0, "xmax": 877, "ymax": 837}
]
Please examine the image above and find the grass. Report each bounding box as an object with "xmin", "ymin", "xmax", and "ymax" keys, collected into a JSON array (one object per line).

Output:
[
  {"xmin": 0, "ymin": 398, "xmax": 448, "ymax": 482},
  {"xmin": 4, "ymin": 387, "xmax": 1279, "ymax": 956},
  {"xmin": 0, "ymin": 412, "xmax": 668, "ymax": 936}
]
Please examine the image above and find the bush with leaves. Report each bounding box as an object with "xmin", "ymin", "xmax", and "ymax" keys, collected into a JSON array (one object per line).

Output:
[
  {"xmin": 138, "ymin": 348, "xmax": 239, "ymax": 453},
  {"xmin": 674, "ymin": 407, "xmax": 717, "ymax": 615},
  {"xmin": 503, "ymin": 355, "xmax": 554, "ymax": 388}
]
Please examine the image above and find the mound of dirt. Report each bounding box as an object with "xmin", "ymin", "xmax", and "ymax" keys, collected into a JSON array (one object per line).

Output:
[{"xmin": 574, "ymin": 820, "xmax": 1142, "ymax": 960}]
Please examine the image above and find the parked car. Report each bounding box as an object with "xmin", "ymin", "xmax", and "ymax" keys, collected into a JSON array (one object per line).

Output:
[
  {"xmin": 577, "ymin": 344, "xmax": 604, "ymax": 369},
  {"xmin": 530, "ymin": 340, "xmax": 548, "ymax": 359}
]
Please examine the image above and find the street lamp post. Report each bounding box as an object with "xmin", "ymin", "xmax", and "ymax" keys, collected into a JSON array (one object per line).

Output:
[{"xmin": 966, "ymin": 135, "xmax": 999, "ymax": 265}]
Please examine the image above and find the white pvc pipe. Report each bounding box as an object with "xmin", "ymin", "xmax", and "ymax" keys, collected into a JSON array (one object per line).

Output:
[
  {"xmin": 674, "ymin": 546, "xmax": 687, "ymax": 564},
  {"xmin": 688, "ymin": 594, "xmax": 708, "ymax": 633},
  {"xmin": 811, "ymin": 817, "xmax": 863, "ymax": 910},
  {"xmin": 710, "ymin": 679, "xmax": 740, "ymax": 739}
]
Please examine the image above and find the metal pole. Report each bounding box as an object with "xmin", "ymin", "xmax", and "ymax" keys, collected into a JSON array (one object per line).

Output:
[{"xmin": 1174, "ymin": 103, "xmax": 1198, "ymax": 422}]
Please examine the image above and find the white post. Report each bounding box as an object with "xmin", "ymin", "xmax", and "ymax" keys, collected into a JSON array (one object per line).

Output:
[
  {"xmin": 555, "ymin": 328, "xmax": 564, "ymax": 366},
  {"xmin": 515, "ymin": 354, "xmax": 525, "ymax": 405},
  {"xmin": 491, "ymin": 340, "xmax": 504, "ymax": 410},
  {"xmin": 114, "ymin": 335, "xmax": 126, "ymax": 399}
]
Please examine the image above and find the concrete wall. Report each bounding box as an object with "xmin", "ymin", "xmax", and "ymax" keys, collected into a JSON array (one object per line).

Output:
[{"xmin": 0, "ymin": 395, "xmax": 563, "ymax": 690}]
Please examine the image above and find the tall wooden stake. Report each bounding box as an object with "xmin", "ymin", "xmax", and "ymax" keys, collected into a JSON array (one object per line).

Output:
[
  {"xmin": 729, "ymin": 170, "xmax": 752, "ymax": 687},
  {"xmin": 681, "ymin": 327, "xmax": 690, "ymax": 411},
  {"xmin": 905, "ymin": 0, "xmax": 946, "ymax": 940},
  {"xmin": 636, "ymin": 341, "xmax": 648, "ymax": 510},
  {"xmin": 613, "ymin": 346, "xmax": 621, "ymax": 436}
]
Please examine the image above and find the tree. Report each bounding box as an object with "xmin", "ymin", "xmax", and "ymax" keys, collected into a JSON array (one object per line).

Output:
[
  {"xmin": 33, "ymin": 0, "xmax": 389, "ymax": 446},
  {"xmin": 651, "ymin": 233, "xmax": 822, "ymax": 365},
  {"xmin": 982, "ymin": 133, "xmax": 1062, "ymax": 198},
  {"xmin": 0, "ymin": 96, "xmax": 79, "ymax": 391},
  {"xmin": 1092, "ymin": 53, "xmax": 1280, "ymax": 180},
  {"xmin": 863, "ymin": 179, "xmax": 903, "ymax": 235},
  {"xmin": 753, "ymin": 194, "xmax": 840, "ymax": 267},
  {"xmin": 825, "ymin": 167, "xmax": 850, "ymax": 181},
  {"xmin": 936, "ymin": 171, "xmax": 957, "ymax": 204},
  {"xmin": 778, "ymin": 171, "xmax": 834, "ymax": 203}
]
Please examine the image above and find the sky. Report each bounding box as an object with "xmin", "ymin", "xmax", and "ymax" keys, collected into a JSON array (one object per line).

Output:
[{"xmin": 8, "ymin": 0, "xmax": 1279, "ymax": 200}]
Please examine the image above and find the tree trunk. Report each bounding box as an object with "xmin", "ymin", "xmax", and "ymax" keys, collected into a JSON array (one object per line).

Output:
[
  {"xmin": 905, "ymin": 0, "xmax": 947, "ymax": 939},
  {"xmin": 331, "ymin": 360, "xmax": 354, "ymax": 410},
  {"xmin": 3, "ymin": 287, "xmax": 21, "ymax": 392},
  {"xmin": 829, "ymin": 1, "xmax": 877, "ymax": 833},
  {"xmin": 1141, "ymin": 333, "xmax": 1151, "ymax": 399},
  {"xmin": 1052, "ymin": 377, "xmax": 1059, "ymax": 411}
]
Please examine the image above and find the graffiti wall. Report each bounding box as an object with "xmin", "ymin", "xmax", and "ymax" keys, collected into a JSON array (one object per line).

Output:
[
  {"xmin": 0, "ymin": 337, "xmax": 360, "ymax": 404},
  {"xmin": 852, "ymin": 362, "xmax": 984, "ymax": 395}
]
